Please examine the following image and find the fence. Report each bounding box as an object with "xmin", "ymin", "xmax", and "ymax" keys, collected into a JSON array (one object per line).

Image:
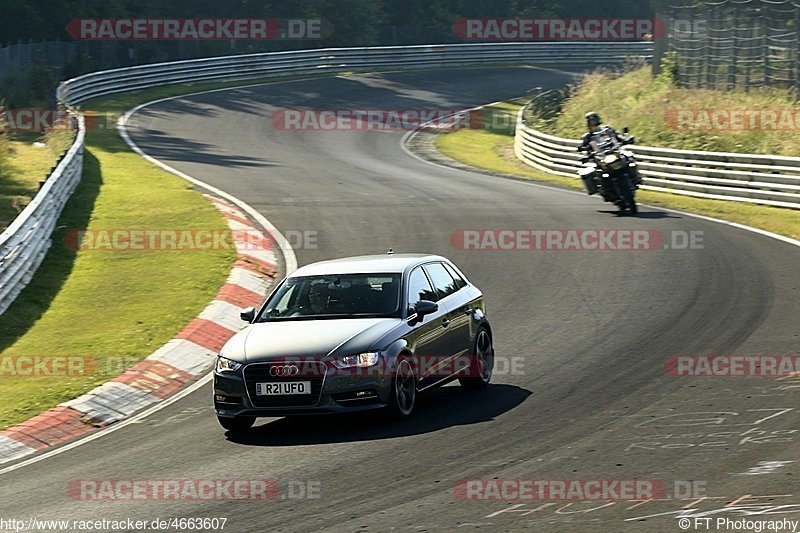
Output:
[
  {"xmin": 657, "ymin": 0, "xmax": 800, "ymax": 90},
  {"xmin": 0, "ymin": 41, "xmax": 80, "ymax": 79}
]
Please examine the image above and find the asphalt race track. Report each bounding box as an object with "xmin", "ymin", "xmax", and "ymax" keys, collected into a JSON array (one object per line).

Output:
[{"xmin": 3, "ymin": 67, "xmax": 800, "ymax": 532}]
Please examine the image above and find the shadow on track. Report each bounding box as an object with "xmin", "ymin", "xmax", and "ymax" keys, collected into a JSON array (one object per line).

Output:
[
  {"xmin": 630, "ymin": 210, "xmax": 682, "ymax": 219},
  {"xmin": 225, "ymin": 383, "xmax": 530, "ymax": 446},
  {"xmin": 596, "ymin": 209, "xmax": 682, "ymax": 219}
]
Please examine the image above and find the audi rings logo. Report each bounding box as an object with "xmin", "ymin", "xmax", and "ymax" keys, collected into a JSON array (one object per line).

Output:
[{"xmin": 269, "ymin": 365, "xmax": 300, "ymax": 377}]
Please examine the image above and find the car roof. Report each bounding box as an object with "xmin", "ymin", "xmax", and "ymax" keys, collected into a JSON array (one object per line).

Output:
[{"xmin": 289, "ymin": 254, "xmax": 448, "ymax": 277}]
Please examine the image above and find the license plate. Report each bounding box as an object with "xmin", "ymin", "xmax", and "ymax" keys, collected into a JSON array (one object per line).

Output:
[{"xmin": 255, "ymin": 381, "xmax": 311, "ymax": 396}]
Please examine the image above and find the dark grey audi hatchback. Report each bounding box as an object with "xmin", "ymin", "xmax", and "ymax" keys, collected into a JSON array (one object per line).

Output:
[{"xmin": 213, "ymin": 253, "xmax": 494, "ymax": 432}]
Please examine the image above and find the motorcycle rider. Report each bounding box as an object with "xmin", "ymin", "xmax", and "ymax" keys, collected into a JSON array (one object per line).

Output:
[
  {"xmin": 580, "ymin": 112, "xmax": 621, "ymax": 152},
  {"xmin": 580, "ymin": 111, "xmax": 642, "ymax": 186}
]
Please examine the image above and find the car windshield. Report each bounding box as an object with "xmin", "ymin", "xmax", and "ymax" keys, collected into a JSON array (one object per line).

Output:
[{"xmin": 256, "ymin": 273, "xmax": 402, "ymax": 321}]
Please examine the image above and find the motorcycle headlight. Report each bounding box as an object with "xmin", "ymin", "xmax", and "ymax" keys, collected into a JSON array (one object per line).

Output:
[
  {"xmin": 602, "ymin": 154, "xmax": 619, "ymax": 166},
  {"xmin": 332, "ymin": 352, "xmax": 381, "ymax": 369},
  {"xmin": 215, "ymin": 356, "xmax": 243, "ymax": 373}
]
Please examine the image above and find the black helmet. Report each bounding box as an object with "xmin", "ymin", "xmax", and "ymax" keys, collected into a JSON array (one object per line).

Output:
[{"xmin": 585, "ymin": 112, "xmax": 601, "ymax": 129}]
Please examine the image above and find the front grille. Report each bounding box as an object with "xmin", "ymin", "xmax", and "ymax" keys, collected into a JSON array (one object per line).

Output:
[{"xmin": 244, "ymin": 362, "xmax": 326, "ymax": 407}]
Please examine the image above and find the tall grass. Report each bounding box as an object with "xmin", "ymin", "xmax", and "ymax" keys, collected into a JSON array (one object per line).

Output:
[
  {"xmin": 548, "ymin": 65, "xmax": 800, "ymax": 156},
  {"xmin": 42, "ymin": 126, "xmax": 75, "ymax": 162}
]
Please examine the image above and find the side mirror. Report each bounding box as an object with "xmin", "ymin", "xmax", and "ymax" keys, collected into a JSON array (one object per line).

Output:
[
  {"xmin": 240, "ymin": 306, "xmax": 256, "ymax": 323},
  {"xmin": 623, "ymin": 126, "xmax": 629, "ymax": 134},
  {"xmin": 412, "ymin": 300, "xmax": 438, "ymax": 318}
]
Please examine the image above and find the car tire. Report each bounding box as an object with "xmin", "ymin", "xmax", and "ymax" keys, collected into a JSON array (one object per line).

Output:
[
  {"xmin": 388, "ymin": 357, "xmax": 417, "ymax": 419},
  {"xmin": 217, "ymin": 415, "xmax": 255, "ymax": 433},
  {"xmin": 459, "ymin": 328, "xmax": 494, "ymax": 390}
]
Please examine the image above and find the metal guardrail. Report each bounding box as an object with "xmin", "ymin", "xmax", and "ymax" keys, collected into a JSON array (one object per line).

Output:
[
  {"xmin": 0, "ymin": 41, "xmax": 653, "ymax": 317},
  {"xmin": 56, "ymin": 42, "xmax": 653, "ymax": 105},
  {"xmin": 515, "ymin": 110, "xmax": 800, "ymax": 209},
  {"xmin": 0, "ymin": 115, "xmax": 85, "ymax": 315}
]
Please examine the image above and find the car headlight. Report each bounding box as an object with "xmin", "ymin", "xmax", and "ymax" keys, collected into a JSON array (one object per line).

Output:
[
  {"xmin": 331, "ymin": 352, "xmax": 381, "ymax": 369},
  {"xmin": 215, "ymin": 356, "xmax": 243, "ymax": 373}
]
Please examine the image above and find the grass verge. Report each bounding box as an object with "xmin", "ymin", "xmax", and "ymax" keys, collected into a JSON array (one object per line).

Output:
[
  {"xmin": 0, "ymin": 133, "xmax": 67, "ymax": 230},
  {"xmin": 435, "ymin": 101, "xmax": 800, "ymax": 241},
  {"xmin": 0, "ymin": 87, "xmax": 246, "ymax": 429}
]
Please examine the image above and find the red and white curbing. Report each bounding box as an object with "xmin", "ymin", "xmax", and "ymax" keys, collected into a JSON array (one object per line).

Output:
[{"xmin": 0, "ymin": 195, "xmax": 277, "ymax": 465}]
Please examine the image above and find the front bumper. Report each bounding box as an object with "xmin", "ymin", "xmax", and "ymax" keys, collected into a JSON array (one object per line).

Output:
[{"xmin": 214, "ymin": 361, "xmax": 393, "ymax": 417}]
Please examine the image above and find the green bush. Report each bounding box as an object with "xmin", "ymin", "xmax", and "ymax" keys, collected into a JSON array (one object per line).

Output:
[{"xmin": 0, "ymin": 63, "xmax": 58, "ymax": 108}]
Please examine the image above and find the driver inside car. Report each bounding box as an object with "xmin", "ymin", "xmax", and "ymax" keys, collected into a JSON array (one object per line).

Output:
[{"xmin": 289, "ymin": 282, "xmax": 331, "ymax": 316}]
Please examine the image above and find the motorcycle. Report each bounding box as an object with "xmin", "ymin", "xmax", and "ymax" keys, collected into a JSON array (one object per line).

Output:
[{"xmin": 576, "ymin": 127, "xmax": 640, "ymax": 215}]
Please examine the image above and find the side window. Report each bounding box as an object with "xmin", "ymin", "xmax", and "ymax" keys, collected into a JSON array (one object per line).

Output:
[
  {"xmin": 443, "ymin": 263, "xmax": 467, "ymax": 290},
  {"xmin": 406, "ymin": 267, "xmax": 436, "ymax": 311},
  {"xmin": 424, "ymin": 262, "xmax": 459, "ymax": 300}
]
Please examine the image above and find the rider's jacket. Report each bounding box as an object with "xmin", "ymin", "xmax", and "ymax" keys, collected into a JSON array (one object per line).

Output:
[{"xmin": 580, "ymin": 125, "xmax": 622, "ymax": 153}]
